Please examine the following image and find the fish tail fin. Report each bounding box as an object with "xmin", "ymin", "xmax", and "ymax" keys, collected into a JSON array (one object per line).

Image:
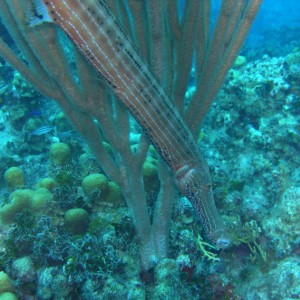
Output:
[{"xmin": 26, "ymin": 0, "xmax": 53, "ymax": 27}]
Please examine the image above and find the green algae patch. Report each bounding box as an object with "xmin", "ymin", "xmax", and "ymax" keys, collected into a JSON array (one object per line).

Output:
[
  {"xmin": 0, "ymin": 292, "xmax": 18, "ymax": 300},
  {"xmin": 55, "ymin": 171, "xmax": 73, "ymax": 186},
  {"xmin": 36, "ymin": 177, "xmax": 57, "ymax": 191},
  {"xmin": 0, "ymin": 272, "xmax": 14, "ymax": 293},
  {"xmin": 234, "ymin": 55, "xmax": 247, "ymax": 67},
  {"xmin": 64, "ymin": 208, "xmax": 90, "ymax": 235},
  {"xmin": 102, "ymin": 181, "xmax": 125, "ymax": 207},
  {"xmin": 142, "ymin": 160, "xmax": 160, "ymax": 194},
  {"xmin": 82, "ymin": 173, "xmax": 109, "ymax": 195},
  {"xmin": 49, "ymin": 142, "xmax": 71, "ymax": 166},
  {"xmin": 0, "ymin": 188, "xmax": 52, "ymax": 224},
  {"xmin": 4, "ymin": 167, "xmax": 25, "ymax": 190},
  {"xmin": 30, "ymin": 188, "xmax": 53, "ymax": 209}
]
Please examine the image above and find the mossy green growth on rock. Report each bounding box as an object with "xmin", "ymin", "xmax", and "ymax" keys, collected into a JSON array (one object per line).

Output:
[
  {"xmin": 0, "ymin": 292, "xmax": 18, "ymax": 300},
  {"xmin": 30, "ymin": 188, "xmax": 52, "ymax": 209},
  {"xmin": 0, "ymin": 190, "xmax": 31, "ymax": 224},
  {"xmin": 36, "ymin": 177, "xmax": 57, "ymax": 191},
  {"xmin": 0, "ymin": 271, "xmax": 14, "ymax": 293},
  {"xmin": 0, "ymin": 188, "xmax": 52, "ymax": 224},
  {"xmin": 143, "ymin": 159, "xmax": 160, "ymax": 194},
  {"xmin": 234, "ymin": 55, "xmax": 247, "ymax": 67},
  {"xmin": 49, "ymin": 142, "xmax": 71, "ymax": 166},
  {"xmin": 102, "ymin": 181, "xmax": 125, "ymax": 206},
  {"xmin": 64, "ymin": 208, "xmax": 90, "ymax": 235},
  {"xmin": 4, "ymin": 167, "xmax": 25, "ymax": 190},
  {"xmin": 55, "ymin": 171, "xmax": 73, "ymax": 186},
  {"xmin": 88, "ymin": 216, "xmax": 111, "ymax": 235},
  {"xmin": 82, "ymin": 173, "xmax": 109, "ymax": 195}
]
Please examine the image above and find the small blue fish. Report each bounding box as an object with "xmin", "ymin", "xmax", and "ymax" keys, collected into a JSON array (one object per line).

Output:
[
  {"xmin": 27, "ymin": 109, "xmax": 42, "ymax": 117},
  {"xmin": 56, "ymin": 130, "xmax": 75, "ymax": 138},
  {"xmin": 28, "ymin": 125, "xmax": 54, "ymax": 140}
]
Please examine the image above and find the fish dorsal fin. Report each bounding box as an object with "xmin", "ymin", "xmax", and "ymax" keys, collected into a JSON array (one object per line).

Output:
[{"xmin": 26, "ymin": 0, "xmax": 53, "ymax": 26}]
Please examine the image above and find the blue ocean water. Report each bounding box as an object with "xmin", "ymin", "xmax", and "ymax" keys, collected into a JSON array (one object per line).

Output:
[
  {"xmin": 0, "ymin": 1, "xmax": 299, "ymax": 299},
  {"xmin": 247, "ymin": 0, "xmax": 300, "ymax": 56}
]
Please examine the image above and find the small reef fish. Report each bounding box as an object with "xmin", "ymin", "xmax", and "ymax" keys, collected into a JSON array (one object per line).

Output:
[
  {"xmin": 0, "ymin": 82, "xmax": 9, "ymax": 95},
  {"xmin": 27, "ymin": 0, "xmax": 230, "ymax": 248},
  {"xmin": 27, "ymin": 125, "xmax": 54, "ymax": 139},
  {"xmin": 56, "ymin": 130, "xmax": 76, "ymax": 139},
  {"xmin": 27, "ymin": 109, "xmax": 42, "ymax": 117}
]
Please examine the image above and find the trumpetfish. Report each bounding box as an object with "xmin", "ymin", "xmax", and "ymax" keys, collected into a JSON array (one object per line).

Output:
[{"xmin": 27, "ymin": 0, "xmax": 230, "ymax": 248}]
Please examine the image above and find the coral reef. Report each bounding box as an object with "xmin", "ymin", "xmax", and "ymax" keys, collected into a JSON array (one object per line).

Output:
[
  {"xmin": 0, "ymin": 188, "xmax": 52, "ymax": 224},
  {"xmin": 49, "ymin": 142, "xmax": 71, "ymax": 166},
  {"xmin": 0, "ymin": 20, "xmax": 299, "ymax": 299},
  {"xmin": 0, "ymin": 271, "xmax": 14, "ymax": 293},
  {"xmin": 4, "ymin": 167, "xmax": 25, "ymax": 190},
  {"xmin": 263, "ymin": 186, "xmax": 300, "ymax": 256},
  {"xmin": 64, "ymin": 208, "xmax": 90, "ymax": 235},
  {"xmin": 82, "ymin": 173, "xmax": 109, "ymax": 196}
]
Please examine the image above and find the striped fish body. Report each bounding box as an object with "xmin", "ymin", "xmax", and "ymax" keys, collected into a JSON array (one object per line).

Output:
[
  {"xmin": 28, "ymin": 0, "xmax": 230, "ymax": 247},
  {"xmin": 29, "ymin": 125, "xmax": 53, "ymax": 136},
  {"xmin": 29, "ymin": 0, "xmax": 198, "ymax": 168}
]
